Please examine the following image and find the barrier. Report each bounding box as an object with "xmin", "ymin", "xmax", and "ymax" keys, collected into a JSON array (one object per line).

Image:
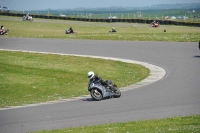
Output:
[
  {"xmin": 170, "ymin": 21, "xmax": 175, "ymax": 25},
  {"xmin": 136, "ymin": 19, "xmax": 141, "ymax": 23},
  {"xmin": 196, "ymin": 23, "xmax": 200, "ymax": 27},
  {"xmin": 1, "ymin": 12, "xmax": 199, "ymax": 27},
  {"xmin": 159, "ymin": 20, "xmax": 164, "ymax": 25},
  {"xmin": 132, "ymin": 19, "xmax": 137, "ymax": 23},
  {"xmin": 164, "ymin": 20, "xmax": 169, "ymax": 25},
  {"xmin": 118, "ymin": 19, "xmax": 122, "ymax": 22},
  {"xmin": 141, "ymin": 19, "xmax": 146, "ymax": 23},
  {"xmin": 145, "ymin": 20, "xmax": 151, "ymax": 24}
]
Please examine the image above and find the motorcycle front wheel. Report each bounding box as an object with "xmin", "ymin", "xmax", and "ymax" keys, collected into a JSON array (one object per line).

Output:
[
  {"xmin": 113, "ymin": 88, "xmax": 121, "ymax": 98},
  {"xmin": 90, "ymin": 89, "xmax": 103, "ymax": 101}
]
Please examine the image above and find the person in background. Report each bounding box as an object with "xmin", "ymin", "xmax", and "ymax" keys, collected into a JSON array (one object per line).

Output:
[
  {"xmin": 26, "ymin": 13, "xmax": 30, "ymax": 20},
  {"xmin": 112, "ymin": 27, "xmax": 116, "ymax": 32},
  {"xmin": 68, "ymin": 27, "xmax": 74, "ymax": 33},
  {"xmin": 152, "ymin": 20, "xmax": 156, "ymax": 26},
  {"xmin": 0, "ymin": 25, "xmax": 7, "ymax": 35},
  {"xmin": 0, "ymin": 25, "xmax": 5, "ymax": 32}
]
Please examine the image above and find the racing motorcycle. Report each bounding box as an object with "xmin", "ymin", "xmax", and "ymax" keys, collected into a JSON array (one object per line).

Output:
[
  {"xmin": 150, "ymin": 22, "xmax": 160, "ymax": 27},
  {"xmin": 22, "ymin": 16, "xmax": 33, "ymax": 21},
  {"xmin": 88, "ymin": 79, "xmax": 121, "ymax": 101},
  {"xmin": 65, "ymin": 30, "xmax": 77, "ymax": 34},
  {"xmin": 0, "ymin": 29, "xmax": 9, "ymax": 35}
]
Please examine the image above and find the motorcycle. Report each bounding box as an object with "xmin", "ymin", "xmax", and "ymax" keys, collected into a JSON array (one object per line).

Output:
[
  {"xmin": 65, "ymin": 30, "xmax": 77, "ymax": 34},
  {"xmin": 150, "ymin": 22, "xmax": 160, "ymax": 27},
  {"xmin": 0, "ymin": 29, "xmax": 9, "ymax": 35},
  {"xmin": 23, "ymin": 16, "xmax": 33, "ymax": 21},
  {"xmin": 88, "ymin": 80, "xmax": 121, "ymax": 101}
]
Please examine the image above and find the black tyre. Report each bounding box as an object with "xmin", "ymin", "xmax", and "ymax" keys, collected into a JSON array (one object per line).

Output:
[
  {"xmin": 113, "ymin": 88, "xmax": 121, "ymax": 98},
  {"xmin": 90, "ymin": 88, "xmax": 103, "ymax": 101}
]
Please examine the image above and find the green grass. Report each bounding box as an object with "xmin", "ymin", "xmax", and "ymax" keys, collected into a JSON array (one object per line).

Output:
[
  {"xmin": 30, "ymin": 115, "xmax": 200, "ymax": 133},
  {"xmin": 0, "ymin": 50, "xmax": 149, "ymax": 107},
  {"xmin": 0, "ymin": 16, "xmax": 200, "ymax": 42}
]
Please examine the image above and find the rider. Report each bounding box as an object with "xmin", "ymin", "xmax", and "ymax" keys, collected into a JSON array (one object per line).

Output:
[
  {"xmin": 155, "ymin": 21, "xmax": 159, "ymax": 27},
  {"xmin": 112, "ymin": 27, "xmax": 116, "ymax": 32},
  {"xmin": 26, "ymin": 13, "xmax": 30, "ymax": 20},
  {"xmin": 152, "ymin": 20, "xmax": 156, "ymax": 27},
  {"xmin": 88, "ymin": 71, "xmax": 117, "ymax": 92},
  {"xmin": 0, "ymin": 25, "xmax": 6, "ymax": 35},
  {"xmin": 68, "ymin": 26, "xmax": 74, "ymax": 33},
  {"xmin": 0, "ymin": 25, "xmax": 4, "ymax": 32}
]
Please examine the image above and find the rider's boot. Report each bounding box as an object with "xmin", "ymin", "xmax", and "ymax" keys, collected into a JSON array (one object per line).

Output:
[{"xmin": 110, "ymin": 86, "xmax": 117, "ymax": 92}]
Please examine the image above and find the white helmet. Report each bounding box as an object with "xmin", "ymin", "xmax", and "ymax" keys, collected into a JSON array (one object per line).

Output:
[{"xmin": 88, "ymin": 71, "xmax": 94, "ymax": 79}]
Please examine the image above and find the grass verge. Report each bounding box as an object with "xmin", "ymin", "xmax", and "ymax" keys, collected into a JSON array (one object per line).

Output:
[
  {"xmin": 31, "ymin": 115, "xmax": 200, "ymax": 133},
  {"xmin": 0, "ymin": 16, "xmax": 200, "ymax": 42},
  {"xmin": 0, "ymin": 50, "xmax": 149, "ymax": 107}
]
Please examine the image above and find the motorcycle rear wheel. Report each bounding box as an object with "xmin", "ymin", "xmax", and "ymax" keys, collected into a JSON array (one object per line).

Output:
[{"xmin": 90, "ymin": 89, "xmax": 103, "ymax": 101}]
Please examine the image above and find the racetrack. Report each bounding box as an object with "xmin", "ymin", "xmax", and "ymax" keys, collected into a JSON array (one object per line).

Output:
[{"xmin": 0, "ymin": 38, "xmax": 200, "ymax": 133}]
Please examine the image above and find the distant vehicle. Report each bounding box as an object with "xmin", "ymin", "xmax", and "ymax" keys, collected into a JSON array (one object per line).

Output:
[
  {"xmin": 171, "ymin": 16, "xmax": 176, "ymax": 20},
  {"xmin": 164, "ymin": 16, "xmax": 169, "ymax": 19},
  {"xmin": 0, "ymin": 25, "xmax": 9, "ymax": 35},
  {"xmin": 23, "ymin": 15, "xmax": 33, "ymax": 21},
  {"xmin": 177, "ymin": 16, "xmax": 188, "ymax": 20},
  {"xmin": 150, "ymin": 21, "xmax": 160, "ymax": 28},
  {"xmin": 177, "ymin": 16, "xmax": 182, "ymax": 19},
  {"xmin": 1, "ymin": 6, "xmax": 9, "ymax": 12},
  {"xmin": 59, "ymin": 14, "xmax": 66, "ymax": 17},
  {"xmin": 108, "ymin": 16, "xmax": 117, "ymax": 19},
  {"xmin": 183, "ymin": 16, "xmax": 188, "ymax": 20}
]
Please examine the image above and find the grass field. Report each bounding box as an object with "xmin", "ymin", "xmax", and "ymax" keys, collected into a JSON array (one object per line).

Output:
[
  {"xmin": 0, "ymin": 16, "xmax": 200, "ymax": 42},
  {"xmin": 0, "ymin": 51, "xmax": 149, "ymax": 107},
  {"xmin": 31, "ymin": 115, "xmax": 200, "ymax": 133}
]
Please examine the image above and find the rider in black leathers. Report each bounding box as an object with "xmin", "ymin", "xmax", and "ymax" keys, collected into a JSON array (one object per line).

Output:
[
  {"xmin": 69, "ymin": 27, "xmax": 74, "ymax": 33},
  {"xmin": 0, "ymin": 25, "xmax": 7, "ymax": 35},
  {"xmin": 88, "ymin": 71, "xmax": 116, "ymax": 91}
]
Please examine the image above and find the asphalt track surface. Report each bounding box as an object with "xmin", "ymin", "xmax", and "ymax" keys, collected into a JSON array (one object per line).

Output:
[{"xmin": 0, "ymin": 38, "xmax": 200, "ymax": 133}]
